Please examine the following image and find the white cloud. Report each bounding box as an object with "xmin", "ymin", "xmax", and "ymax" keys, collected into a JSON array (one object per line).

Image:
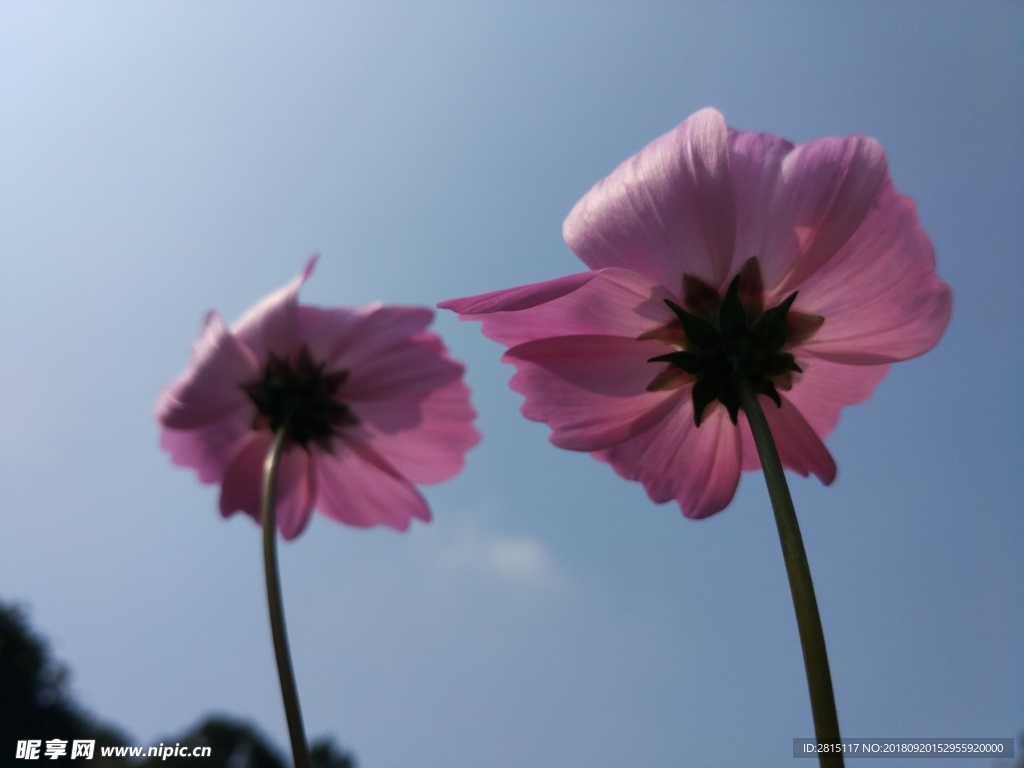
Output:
[{"xmin": 436, "ymin": 527, "xmax": 566, "ymax": 590}]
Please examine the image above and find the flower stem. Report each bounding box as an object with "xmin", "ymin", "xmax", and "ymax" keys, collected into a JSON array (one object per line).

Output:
[
  {"xmin": 262, "ymin": 425, "xmax": 311, "ymax": 768},
  {"xmin": 737, "ymin": 379, "xmax": 843, "ymax": 768}
]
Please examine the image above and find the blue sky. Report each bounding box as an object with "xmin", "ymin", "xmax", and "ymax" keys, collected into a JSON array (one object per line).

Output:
[{"xmin": 0, "ymin": 2, "xmax": 1021, "ymax": 766}]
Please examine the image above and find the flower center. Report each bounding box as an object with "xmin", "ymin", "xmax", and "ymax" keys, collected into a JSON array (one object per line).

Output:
[
  {"xmin": 646, "ymin": 257, "xmax": 823, "ymax": 426},
  {"xmin": 242, "ymin": 345, "xmax": 358, "ymax": 451}
]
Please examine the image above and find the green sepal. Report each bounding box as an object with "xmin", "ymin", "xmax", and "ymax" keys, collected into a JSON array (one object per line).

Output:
[
  {"xmin": 751, "ymin": 375, "xmax": 783, "ymax": 409},
  {"xmin": 718, "ymin": 275, "xmax": 748, "ymax": 341},
  {"xmin": 691, "ymin": 375, "xmax": 721, "ymax": 426},
  {"xmin": 664, "ymin": 299, "xmax": 719, "ymax": 351},
  {"xmin": 648, "ymin": 350, "xmax": 704, "ymax": 374},
  {"xmin": 762, "ymin": 352, "xmax": 802, "ymax": 378},
  {"xmin": 749, "ymin": 291, "xmax": 798, "ymax": 351},
  {"xmin": 718, "ymin": 382, "xmax": 742, "ymax": 425},
  {"xmin": 646, "ymin": 262, "xmax": 809, "ymax": 430}
]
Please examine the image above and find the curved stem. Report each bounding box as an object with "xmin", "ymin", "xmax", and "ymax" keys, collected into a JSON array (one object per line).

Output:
[
  {"xmin": 737, "ymin": 380, "xmax": 843, "ymax": 768},
  {"xmin": 262, "ymin": 426, "xmax": 311, "ymax": 768}
]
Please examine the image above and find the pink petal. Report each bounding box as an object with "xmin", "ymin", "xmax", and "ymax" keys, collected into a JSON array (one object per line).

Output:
[
  {"xmin": 295, "ymin": 304, "xmax": 363, "ymax": 366},
  {"xmin": 440, "ymin": 268, "xmax": 674, "ymax": 347},
  {"xmin": 218, "ymin": 432, "xmax": 267, "ymax": 523},
  {"xmin": 781, "ymin": 357, "xmax": 889, "ymax": 439},
  {"xmin": 761, "ymin": 135, "xmax": 889, "ymax": 297},
  {"xmin": 440, "ymin": 271, "xmax": 600, "ymax": 344},
  {"xmin": 354, "ymin": 377, "xmax": 480, "ymax": 484},
  {"xmin": 233, "ymin": 257, "xmax": 317, "ymax": 361},
  {"xmin": 316, "ymin": 441, "xmax": 431, "ymax": 530},
  {"xmin": 563, "ymin": 108, "xmax": 736, "ymax": 289},
  {"xmin": 440, "ymin": 271, "xmax": 598, "ymax": 315},
  {"xmin": 160, "ymin": 408, "xmax": 253, "ymax": 484},
  {"xmin": 276, "ymin": 449, "xmax": 318, "ymax": 540},
  {"xmin": 299, "ymin": 303, "xmax": 436, "ymax": 373},
  {"xmin": 726, "ymin": 127, "xmax": 796, "ymax": 281},
  {"xmin": 157, "ymin": 311, "xmax": 260, "ymax": 430},
  {"xmin": 790, "ymin": 180, "xmax": 953, "ymax": 363},
  {"xmin": 343, "ymin": 334, "xmax": 465, "ymax": 402},
  {"xmin": 503, "ymin": 335, "xmax": 683, "ymax": 451},
  {"xmin": 218, "ymin": 432, "xmax": 317, "ymax": 540},
  {"xmin": 738, "ymin": 396, "xmax": 837, "ymax": 484},
  {"xmin": 593, "ymin": 402, "xmax": 743, "ymax": 519}
]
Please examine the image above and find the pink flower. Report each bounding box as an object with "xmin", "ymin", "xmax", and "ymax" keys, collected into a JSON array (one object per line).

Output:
[
  {"xmin": 441, "ymin": 108, "xmax": 951, "ymax": 519},
  {"xmin": 158, "ymin": 258, "xmax": 480, "ymax": 539}
]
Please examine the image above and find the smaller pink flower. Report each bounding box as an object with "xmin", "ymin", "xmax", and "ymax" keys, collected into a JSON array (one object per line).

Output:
[
  {"xmin": 441, "ymin": 108, "xmax": 951, "ymax": 519},
  {"xmin": 158, "ymin": 257, "xmax": 480, "ymax": 539}
]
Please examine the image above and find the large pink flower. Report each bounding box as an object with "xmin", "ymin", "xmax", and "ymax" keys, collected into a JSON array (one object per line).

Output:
[
  {"xmin": 158, "ymin": 258, "xmax": 480, "ymax": 539},
  {"xmin": 441, "ymin": 108, "xmax": 951, "ymax": 519}
]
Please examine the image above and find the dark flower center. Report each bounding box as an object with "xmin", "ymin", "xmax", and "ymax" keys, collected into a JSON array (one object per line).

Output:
[
  {"xmin": 241, "ymin": 345, "xmax": 358, "ymax": 452},
  {"xmin": 646, "ymin": 257, "xmax": 823, "ymax": 426}
]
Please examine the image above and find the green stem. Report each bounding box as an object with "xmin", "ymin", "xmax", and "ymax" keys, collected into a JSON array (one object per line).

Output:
[
  {"xmin": 262, "ymin": 425, "xmax": 311, "ymax": 768},
  {"xmin": 737, "ymin": 379, "xmax": 843, "ymax": 768}
]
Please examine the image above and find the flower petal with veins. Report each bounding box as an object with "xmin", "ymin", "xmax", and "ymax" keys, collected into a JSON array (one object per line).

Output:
[
  {"xmin": 158, "ymin": 258, "xmax": 479, "ymax": 539},
  {"xmin": 442, "ymin": 108, "xmax": 950, "ymax": 519}
]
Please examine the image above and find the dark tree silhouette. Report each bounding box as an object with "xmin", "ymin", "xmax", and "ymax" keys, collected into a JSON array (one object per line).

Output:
[
  {"xmin": 0, "ymin": 601, "xmax": 127, "ymax": 766},
  {"xmin": 1, "ymin": 599, "xmax": 355, "ymax": 768},
  {"xmin": 138, "ymin": 717, "xmax": 355, "ymax": 768}
]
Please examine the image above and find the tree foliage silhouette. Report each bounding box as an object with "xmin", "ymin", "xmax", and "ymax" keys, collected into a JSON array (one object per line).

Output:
[{"xmin": 1, "ymin": 600, "xmax": 355, "ymax": 768}]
